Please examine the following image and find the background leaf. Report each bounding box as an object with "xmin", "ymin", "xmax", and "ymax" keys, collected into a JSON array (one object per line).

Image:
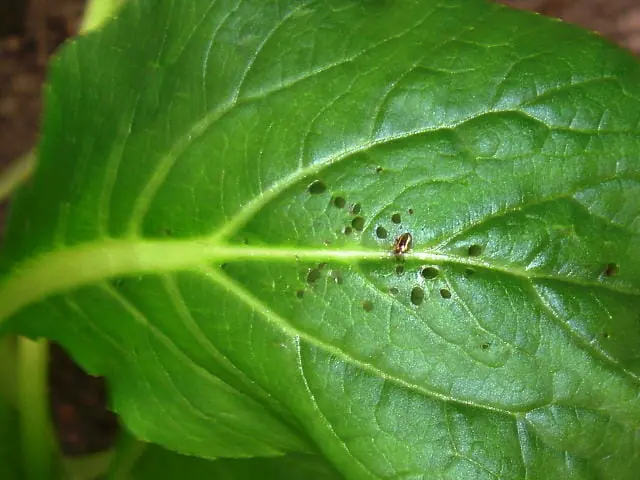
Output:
[{"xmin": 1, "ymin": 0, "xmax": 640, "ymax": 478}]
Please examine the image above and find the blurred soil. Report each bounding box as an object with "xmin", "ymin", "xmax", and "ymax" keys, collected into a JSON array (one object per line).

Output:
[{"xmin": 0, "ymin": 0, "xmax": 639, "ymax": 457}]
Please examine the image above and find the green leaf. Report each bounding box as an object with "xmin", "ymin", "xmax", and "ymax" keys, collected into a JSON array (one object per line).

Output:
[
  {"xmin": 1, "ymin": 0, "xmax": 640, "ymax": 478},
  {"xmin": 129, "ymin": 444, "xmax": 342, "ymax": 479}
]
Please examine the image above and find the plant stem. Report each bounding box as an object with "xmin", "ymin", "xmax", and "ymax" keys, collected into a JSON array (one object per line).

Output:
[
  {"xmin": 80, "ymin": 0, "xmax": 125, "ymax": 34},
  {"xmin": 105, "ymin": 427, "xmax": 147, "ymax": 480},
  {"xmin": 17, "ymin": 337, "xmax": 57, "ymax": 480},
  {"xmin": 0, "ymin": 150, "xmax": 36, "ymax": 203}
]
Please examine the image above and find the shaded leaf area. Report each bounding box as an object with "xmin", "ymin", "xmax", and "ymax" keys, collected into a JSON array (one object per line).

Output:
[
  {"xmin": 130, "ymin": 446, "xmax": 342, "ymax": 479},
  {"xmin": 1, "ymin": 0, "xmax": 640, "ymax": 478}
]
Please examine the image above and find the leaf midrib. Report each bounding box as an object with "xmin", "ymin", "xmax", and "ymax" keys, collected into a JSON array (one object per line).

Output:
[{"xmin": 1, "ymin": 237, "xmax": 636, "ymax": 325}]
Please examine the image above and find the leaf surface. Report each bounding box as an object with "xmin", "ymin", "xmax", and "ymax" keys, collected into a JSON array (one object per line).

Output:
[{"xmin": 1, "ymin": 0, "xmax": 640, "ymax": 478}]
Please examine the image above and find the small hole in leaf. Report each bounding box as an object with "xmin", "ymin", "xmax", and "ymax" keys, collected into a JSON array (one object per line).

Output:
[
  {"xmin": 376, "ymin": 226, "xmax": 388, "ymax": 239},
  {"xmin": 376, "ymin": 166, "xmax": 383, "ymax": 173},
  {"xmin": 318, "ymin": 263, "xmax": 328, "ymax": 270},
  {"xmin": 333, "ymin": 196, "xmax": 346, "ymax": 208},
  {"xmin": 162, "ymin": 228, "xmax": 173, "ymax": 236},
  {"xmin": 440, "ymin": 288, "xmax": 452, "ymax": 299},
  {"xmin": 421, "ymin": 266, "xmax": 439, "ymax": 279},
  {"xmin": 410, "ymin": 287, "xmax": 425, "ymax": 306},
  {"xmin": 220, "ymin": 263, "xmax": 228, "ymax": 270},
  {"xmin": 468, "ymin": 244, "xmax": 482, "ymax": 256},
  {"xmin": 329, "ymin": 270, "xmax": 343, "ymax": 284},
  {"xmin": 362, "ymin": 300, "xmax": 373, "ymax": 312},
  {"xmin": 296, "ymin": 290, "xmax": 305, "ymax": 299},
  {"xmin": 408, "ymin": 208, "xmax": 414, "ymax": 215},
  {"xmin": 602, "ymin": 331, "xmax": 610, "ymax": 339},
  {"xmin": 395, "ymin": 265, "xmax": 405, "ymax": 275},
  {"xmin": 306, "ymin": 268, "xmax": 321, "ymax": 284},
  {"xmin": 464, "ymin": 268, "xmax": 475, "ymax": 278},
  {"xmin": 351, "ymin": 203, "xmax": 362, "ymax": 215},
  {"xmin": 111, "ymin": 278, "xmax": 125, "ymax": 289},
  {"xmin": 391, "ymin": 213, "xmax": 401, "ymax": 224},
  {"xmin": 351, "ymin": 216, "xmax": 365, "ymax": 231},
  {"xmin": 389, "ymin": 287, "xmax": 399, "ymax": 295},
  {"xmin": 604, "ymin": 262, "xmax": 619, "ymax": 277},
  {"xmin": 343, "ymin": 226, "xmax": 353, "ymax": 235},
  {"xmin": 481, "ymin": 342, "xmax": 490, "ymax": 350},
  {"xmin": 308, "ymin": 180, "xmax": 326, "ymax": 195}
]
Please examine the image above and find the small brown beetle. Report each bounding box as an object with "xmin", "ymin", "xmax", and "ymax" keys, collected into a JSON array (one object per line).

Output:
[{"xmin": 393, "ymin": 232, "xmax": 412, "ymax": 255}]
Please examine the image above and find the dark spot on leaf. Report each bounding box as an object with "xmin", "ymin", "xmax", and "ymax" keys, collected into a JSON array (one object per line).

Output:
[
  {"xmin": 362, "ymin": 300, "xmax": 373, "ymax": 312},
  {"xmin": 421, "ymin": 266, "xmax": 439, "ymax": 279},
  {"xmin": 329, "ymin": 270, "xmax": 343, "ymax": 284},
  {"xmin": 351, "ymin": 203, "xmax": 362, "ymax": 215},
  {"xmin": 602, "ymin": 331, "xmax": 610, "ymax": 339},
  {"xmin": 410, "ymin": 287, "xmax": 425, "ymax": 306},
  {"xmin": 468, "ymin": 244, "xmax": 482, "ymax": 256},
  {"xmin": 333, "ymin": 196, "xmax": 346, "ymax": 208},
  {"xmin": 376, "ymin": 226, "xmax": 388, "ymax": 239},
  {"xmin": 308, "ymin": 180, "xmax": 326, "ymax": 195},
  {"xmin": 296, "ymin": 290, "xmax": 305, "ymax": 299},
  {"xmin": 389, "ymin": 287, "xmax": 399, "ymax": 295},
  {"xmin": 440, "ymin": 288, "xmax": 452, "ymax": 299},
  {"xmin": 376, "ymin": 166, "xmax": 383, "ymax": 173},
  {"xmin": 604, "ymin": 262, "xmax": 619, "ymax": 277},
  {"xmin": 464, "ymin": 268, "xmax": 475, "ymax": 278},
  {"xmin": 408, "ymin": 208, "xmax": 414, "ymax": 215},
  {"xmin": 306, "ymin": 268, "xmax": 321, "ymax": 284},
  {"xmin": 391, "ymin": 213, "xmax": 401, "ymax": 224},
  {"xmin": 395, "ymin": 265, "xmax": 405, "ymax": 274},
  {"xmin": 481, "ymin": 342, "xmax": 490, "ymax": 350},
  {"xmin": 351, "ymin": 216, "xmax": 365, "ymax": 231},
  {"xmin": 343, "ymin": 226, "xmax": 353, "ymax": 235}
]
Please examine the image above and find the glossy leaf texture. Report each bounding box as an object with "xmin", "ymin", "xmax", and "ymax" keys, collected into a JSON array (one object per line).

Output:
[{"xmin": 1, "ymin": 0, "xmax": 640, "ymax": 478}]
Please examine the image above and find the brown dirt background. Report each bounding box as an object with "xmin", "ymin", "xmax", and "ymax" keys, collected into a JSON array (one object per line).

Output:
[{"xmin": 0, "ymin": 0, "xmax": 639, "ymax": 456}]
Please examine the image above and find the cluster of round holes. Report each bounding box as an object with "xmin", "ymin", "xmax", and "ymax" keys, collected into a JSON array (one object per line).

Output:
[
  {"xmin": 333, "ymin": 196, "xmax": 346, "ymax": 208},
  {"xmin": 376, "ymin": 226, "xmax": 388, "ymax": 239},
  {"xmin": 308, "ymin": 180, "xmax": 326, "ymax": 195},
  {"xmin": 604, "ymin": 262, "xmax": 619, "ymax": 277},
  {"xmin": 467, "ymin": 244, "xmax": 482, "ymax": 257},
  {"xmin": 440, "ymin": 288, "xmax": 452, "ymax": 299},
  {"xmin": 421, "ymin": 266, "xmax": 439, "ymax": 279},
  {"xmin": 351, "ymin": 216, "xmax": 365, "ymax": 231},
  {"xmin": 391, "ymin": 213, "xmax": 402, "ymax": 224},
  {"xmin": 410, "ymin": 287, "xmax": 425, "ymax": 305},
  {"xmin": 362, "ymin": 300, "xmax": 374, "ymax": 312}
]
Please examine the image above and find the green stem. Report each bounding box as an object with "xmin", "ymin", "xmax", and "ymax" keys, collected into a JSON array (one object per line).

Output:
[
  {"xmin": 80, "ymin": 0, "xmax": 125, "ymax": 34},
  {"xmin": 0, "ymin": 151, "xmax": 36, "ymax": 203},
  {"xmin": 17, "ymin": 337, "xmax": 57, "ymax": 480},
  {"xmin": 105, "ymin": 427, "xmax": 147, "ymax": 480}
]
